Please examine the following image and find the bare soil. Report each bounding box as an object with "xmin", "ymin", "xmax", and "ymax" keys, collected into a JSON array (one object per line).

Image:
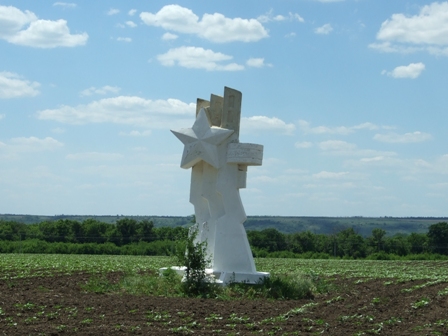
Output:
[{"xmin": 1, "ymin": 272, "xmax": 447, "ymax": 335}]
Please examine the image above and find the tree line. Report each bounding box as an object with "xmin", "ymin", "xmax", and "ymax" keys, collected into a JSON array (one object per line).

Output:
[
  {"xmin": 247, "ymin": 224, "xmax": 448, "ymax": 259},
  {"xmin": 0, "ymin": 219, "xmax": 447, "ymax": 259}
]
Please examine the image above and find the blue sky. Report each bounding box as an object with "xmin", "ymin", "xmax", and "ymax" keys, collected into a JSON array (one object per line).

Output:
[{"xmin": 1, "ymin": 1, "xmax": 447, "ymax": 217}]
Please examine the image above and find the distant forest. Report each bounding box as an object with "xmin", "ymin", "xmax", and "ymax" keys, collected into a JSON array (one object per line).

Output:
[
  {"xmin": 1, "ymin": 216, "xmax": 447, "ymax": 259},
  {"xmin": 1, "ymin": 214, "xmax": 448, "ymax": 236}
]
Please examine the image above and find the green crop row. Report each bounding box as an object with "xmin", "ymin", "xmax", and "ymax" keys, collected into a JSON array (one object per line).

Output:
[{"xmin": 1, "ymin": 254, "xmax": 448, "ymax": 282}]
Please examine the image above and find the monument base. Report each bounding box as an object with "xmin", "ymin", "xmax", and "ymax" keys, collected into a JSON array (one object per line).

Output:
[{"xmin": 160, "ymin": 266, "xmax": 269, "ymax": 286}]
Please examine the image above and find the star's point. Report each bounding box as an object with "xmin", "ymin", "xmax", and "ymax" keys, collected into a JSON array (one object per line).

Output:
[{"xmin": 172, "ymin": 108, "xmax": 233, "ymax": 169}]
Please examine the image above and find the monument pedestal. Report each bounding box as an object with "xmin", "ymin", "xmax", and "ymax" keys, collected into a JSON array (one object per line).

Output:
[{"xmin": 161, "ymin": 267, "xmax": 269, "ymax": 285}]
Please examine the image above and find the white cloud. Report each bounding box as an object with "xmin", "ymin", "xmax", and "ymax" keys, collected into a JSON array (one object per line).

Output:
[
  {"xmin": 315, "ymin": 23, "xmax": 333, "ymax": 35},
  {"xmin": 257, "ymin": 10, "xmax": 304, "ymax": 23},
  {"xmin": 53, "ymin": 2, "xmax": 76, "ymax": 8},
  {"xmin": 161, "ymin": 32, "xmax": 178, "ymax": 40},
  {"xmin": 107, "ymin": 8, "xmax": 120, "ymax": 16},
  {"xmin": 294, "ymin": 141, "xmax": 312, "ymax": 149},
  {"xmin": 373, "ymin": 131, "xmax": 432, "ymax": 143},
  {"xmin": 298, "ymin": 120, "xmax": 380, "ymax": 135},
  {"xmin": 382, "ymin": 62, "xmax": 425, "ymax": 79},
  {"xmin": 80, "ymin": 85, "xmax": 121, "ymax": 97},
  {"xmin": 291, "ymin": 13, "xmax": 305, "ymax": 23},
  {"xmin": 246, "ymin": 58, "xmax": 272, "ymax": 68},
  {"xmin": 140, "ymin": 5, "xmax": 268, "ymax": 43},
  {"xmin": 426, "ymin": 45, "xmax": 448, "ymax": 56},
  {"xmin": 0, "ymin": 5, "xmax": 37, "ymax": 37},
  {"xmin": 313, "ymin": 171, "xmax": 349, "ymax": 179},
  {"xmin": 128, "ymin": 9, "xmax": 137, "ymax": 16},
  {"xmin": 117, "ymin": 37, "xmax": 131, "ymax": 42},
  {"xmin": 371, "ymin": 2, "xmax": 448, "ymax": 55},
  {"xmin": 52, "ymin": 127, "xmax": 65, "ymax": 134},
  {"xmin": 125, "ymin": 21, "xmax": 137, "ymax": 28},
  {"xmin": 0, "ymin": 114, "xmax": 5, "ymax": 120},
  {"xmin": 8, "ymin": 136, "xmax": 63, "ymax": 152},
  {"xmin": 157, "ymin": 46, "xmax": 244, "ymax": 71},
  {"xmin": 37, "ymin": 95, "xmax": 196, "ymax": 128},
  {"xmin": 119, "ymin": 130, "xmax": 151, "ymax": 137},
  {"xmin": 0, "ymin": 5, "xmax": 88, "ymax": 48},
  {"xmin": 319, "ymin": 140, "xmax": 356, "ymax": 152},
  {"xmin": 241, "ymin": 116, "xmax": 295, "ymax": 135},
  {"xmin": 318, "ymin": 140, "xmax": 396, "ymax": 158},
  {"xmin": 352, "ymin": 122, "xmax": 380, "ymax": 131},
  {"xmin": 369, "ymin": 42, "xmax": 421, "ymax": 54},
  {"xmin": 66, "ymin": 152, "xmax": 123, "ymax": 161},
  {"xmin": 0, "ymin": 72, "xmax": 40, "ymax": 98},
  {"xmin": 8, "ymin": 19, "xmax": 88, "ymax": 48}
]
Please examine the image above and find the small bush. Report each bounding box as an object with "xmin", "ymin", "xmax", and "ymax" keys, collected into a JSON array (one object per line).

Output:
[{"xmin": 175, "ymin": 228, "xmax": 218, "ymax": 297}]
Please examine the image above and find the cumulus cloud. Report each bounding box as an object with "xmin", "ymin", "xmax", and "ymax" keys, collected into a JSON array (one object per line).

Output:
[
  {"xmin": 157, "ymin": 46, "xmax": 244, "ymax": 71},
  {"xmin": 36, "ymin": 95, "xmax": 196, "ymax": 129},
  {"xmin": 66, "ymin": 152, "xmax": 123, "ymax": 161},
  {"xmin": 119, "ymin": 130, "xmax": 151, "ymax": 137},
  {"xmin": 53, "ymin": 2, "xmax": 76, "ymax": 8},
  {"xmin": 241, "ymin": 116, "xmax": 295, "ymax": 135},
  {"xmin": 318, "ymin": 140, "xmax": 396, "ymax": 158},
  {"xmin": 370, "ymin": 2, "xmax": 448, "ymax": 55},
  {"xmin": 0, "ymin": 4, "xmax": 37, "ymax": 35},
  {"xmin": 313, "ymin": 171, "xmax": 349, "ymax": 179},
  {"xmin": 373, "ymin": 131, "xmax": 432, "ymax": 143},
  {"xmin": 382, "ymin": 62, "xmax": 425, "ymax": 79},
  {"xmin": 140, "ymin": 5, "xmax": 268, "ymax": 43},
  {"xmin": 125, "ymin": 21, "xmax": 137, "ymax": 28},
  {"xmin": 80, "ymin": 85, "xmax": 120, "ymax": 97},
  {"xmin": 128, "ymin": 9, "xmax": 137, "ymax": 16},
  {"xmin": 107, "ymin": 8, "xmax": 120, "ymax": 16},
  {"xmin": 246, "ymin": 58, "xmax": 272, "ymax": 68},
  {"xmin": 315, "ymin": 23, "xmax": 333, "ymax": 35},
  {"xmin": 298, "ymin": 120, "xmax": 380, "ymax": 135},
  {"xmin": 319, "ymin": 140, "xmax": 356, "ymax": 152},
  {"xmin": 52, "ymin": 127, "xmax": 65, "ymax": 134},
  {"xmin": 117, "ymin": 37, "xmax": 131, "ymax": 42},
  {"xmin": 294, "ymin": 141, "xmax": 312, "ymax": 149},
  {"xmin": 257, "ymin": 10, "xmax": 304, "ymax": 23},
  {"xmin": 161, "ymin": 32, "xmax": 178, "ymax": 40},
  {"xmin": 8, "ymin": 136, "xmax": 63, "ymax": 152},
  {"xmin": 0, "ymin": 5, "xmax": 88, "ymax": 48},
  {"xmin": 0, "ymin": 72, "xmax": 40, "ymax": 98}
]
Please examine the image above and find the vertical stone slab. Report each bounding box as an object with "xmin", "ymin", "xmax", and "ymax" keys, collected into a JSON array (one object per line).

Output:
[
  {"xmin": 209, "ymin": 94, "xmax": 224, "ymax": 127},
  {"xmin": 196, "ymin": 98, "xmax": 210, "ymax": 117},
  {"xmin": 214, "ymin": 163, "xmax": 256, "ymax": 274},
  {"xmin": 221, "ymin": 87, "xmax": 242, "ymax": 138},
  {"xmin": 189, "ymin": 162, "xmax": 211, "ymax": 245},
  {"xmin": 196, "ymin": 98, "xmax": 213, "ymax": 125}
]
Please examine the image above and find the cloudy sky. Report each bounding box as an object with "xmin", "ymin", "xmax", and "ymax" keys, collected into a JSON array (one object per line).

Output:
[{"xmin": 1, "ymin": 1, "xmax": 447, "ymax": 217}]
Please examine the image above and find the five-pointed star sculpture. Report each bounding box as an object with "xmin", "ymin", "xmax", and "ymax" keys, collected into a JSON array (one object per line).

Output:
[{"xmin": 171, "ymin": 108, "xmax": 234, "ymax": 169}]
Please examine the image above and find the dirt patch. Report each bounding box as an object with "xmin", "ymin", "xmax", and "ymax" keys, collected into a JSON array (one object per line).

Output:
[{"xmin": 1, "ymin": 273, "xmax": 447, "ymax": 335}]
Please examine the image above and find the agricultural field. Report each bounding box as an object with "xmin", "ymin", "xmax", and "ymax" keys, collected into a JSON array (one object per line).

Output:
[{"xmin": 1, "ymin": 255, "xmax": 448, "ymax": 335}]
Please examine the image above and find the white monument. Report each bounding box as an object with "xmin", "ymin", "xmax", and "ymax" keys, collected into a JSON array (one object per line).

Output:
[{"xmin": 171, "ymin": 87, "xmax": 269, "ymax": 284}]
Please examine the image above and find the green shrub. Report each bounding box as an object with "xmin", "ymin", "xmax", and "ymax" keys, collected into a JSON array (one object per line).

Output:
[{"xmin": 175, "ymin": 228, "xmax": 217, "ymax": 297}]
